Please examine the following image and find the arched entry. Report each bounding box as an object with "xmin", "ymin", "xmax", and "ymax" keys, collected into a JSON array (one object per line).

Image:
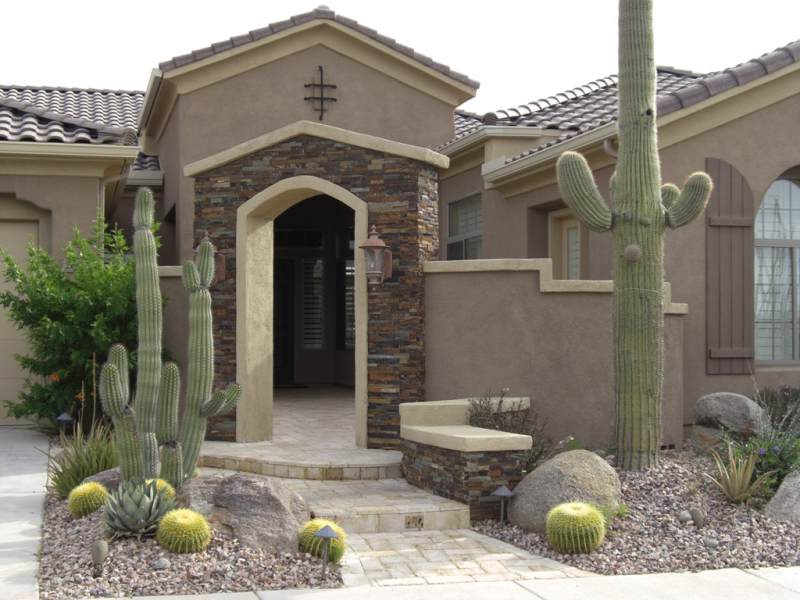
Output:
[{"xmin": 235, "ymin": 175, "xmax": 368, "ymax": 446}]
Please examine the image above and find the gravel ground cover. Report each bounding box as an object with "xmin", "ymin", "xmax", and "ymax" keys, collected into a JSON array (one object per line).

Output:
[
  {"xmin": 475, "ymin": 448, "xmax": 800, "ymax": 575},
  {"xmin": 39, "ymin": 491, "xmax": 341, "ymax": 599}
]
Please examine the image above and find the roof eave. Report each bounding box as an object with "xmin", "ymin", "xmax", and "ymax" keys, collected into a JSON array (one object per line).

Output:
[
  {"xmin": 0, "ymin": 141, "xmax": 141, "ymax": 161},
  {"xmin": 440, "ymin": 126, "xmax": 560, "ymax": 157}
]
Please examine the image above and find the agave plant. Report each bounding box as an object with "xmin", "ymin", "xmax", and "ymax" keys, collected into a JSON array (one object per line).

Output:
[
  {"xmin": 705, "ymin": 442, "xmax": 774, "ymax": 504},
  {"xmin": 105, "ymin": 479, "xmax": 175, "ymax": 536}
]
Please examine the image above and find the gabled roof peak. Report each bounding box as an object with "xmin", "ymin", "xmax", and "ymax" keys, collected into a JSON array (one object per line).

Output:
[{"xmin": 157, "ymin": 7, "xmax": 479, "ymax": 89}]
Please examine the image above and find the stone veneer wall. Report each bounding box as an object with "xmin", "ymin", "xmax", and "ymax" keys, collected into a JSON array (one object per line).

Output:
[
  {"xmin": 192, "ymin": 135, "xmax": 439, "ymax": 447},
  {"xmin": 401, "ymin": 439, "xmax": 527, "ymax": 521}
]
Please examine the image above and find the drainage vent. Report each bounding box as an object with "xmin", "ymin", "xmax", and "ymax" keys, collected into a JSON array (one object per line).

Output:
[{"xmin": 405, "ymin": 514, "xmax": 424, "ymax": 530}]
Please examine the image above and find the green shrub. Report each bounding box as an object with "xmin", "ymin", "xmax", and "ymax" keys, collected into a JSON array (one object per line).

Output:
[
  {"xmin": 67, "ymin": 482, "xmax": 109, "ymax": 518},
  {"xmin": 733, "ymin": 432, "xmax": 800, "ymax": 497},
  {"xmin": 299, "ymin": 518, "xmax": 347, "ymax": 564},
  {"xmin": 47, "ymin": 422, "xmax": 116, "ymax": 499},
  {"xmin": 0, "ymin": 212, "xmax": 137, "ymax": 423},
  {"xmin": 545, "ymin": 502, "xmax": 606, "ymax": 554},
  {"xmin": 468, "ymin": 389, "xmax": 552, "ymax": 471},
  {"xmin": 753, "ymin": 386, "xmax": 800, "ymax": 437},
  {"xmin": 157, "ymin": 509, "xmax": 211, "ymax": 553},
  {"xmin": 706, "ymin": 442, "xmax": 774, "ymax": 504}
]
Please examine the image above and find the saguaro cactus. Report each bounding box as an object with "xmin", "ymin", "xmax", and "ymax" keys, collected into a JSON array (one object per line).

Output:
[
  {"xmin": 99, "ymin": 187, "xmax": 240, "ymax": 487},
  {"xmin": 556, "ymin": 0, "xmax": 712, "ymax": 470}
]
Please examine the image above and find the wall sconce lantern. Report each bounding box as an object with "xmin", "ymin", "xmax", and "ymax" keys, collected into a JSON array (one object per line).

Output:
[{"xmin": 360, "ymin": 225, "xmax": 392, "ymax": 285}]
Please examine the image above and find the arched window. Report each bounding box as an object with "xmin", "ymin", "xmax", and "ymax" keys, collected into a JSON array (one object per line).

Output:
[{"xmin": 754, "ymin": 179, "xmax": 800, "ymax": 361}]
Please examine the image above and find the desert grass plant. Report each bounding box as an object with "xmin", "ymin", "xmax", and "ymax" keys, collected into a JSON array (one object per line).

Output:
[
  {"xmin": 156, "ymin": 509, "xmax": 211, "ymax": 554},
  {"xmin": 753, "ymin": 385, "xmax": 800, "ymax": 437},
  {"xmin": 468, "ymin": 389, "xmax": 552, "ymax": 471},
  {"xmin": 706, "ymin": 442, "xmax": 774, "ymax": 504},
  {"xmin": 46, "ymin": 421, "xmax": 116, "ymax": 499},
  {"xmin": 545, "ymin": 502, "xmax": 606, "ymax": 554},
  {"xmin": 67, "ymin": 482, "xmax": 109, "ymax": 518},
  {"xmin": 299, "ymin": 518, "xmax": 347, "ymax": 564}
]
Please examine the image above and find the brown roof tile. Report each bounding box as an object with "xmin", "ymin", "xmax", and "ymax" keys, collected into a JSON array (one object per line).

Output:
[{"xmin": 157, "ymin": 6, "xmax": 479, "ymax": 89}]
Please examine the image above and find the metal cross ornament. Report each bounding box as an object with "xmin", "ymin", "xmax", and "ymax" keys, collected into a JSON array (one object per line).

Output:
[{"xmin": 304, "ymin": 65, "xmax": 337, "ymax": 120}]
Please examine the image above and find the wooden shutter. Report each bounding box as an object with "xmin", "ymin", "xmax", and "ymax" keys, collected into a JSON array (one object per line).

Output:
[{"xmin": 706, "ymin": 157, "xmax": 755, "ymax": 374}]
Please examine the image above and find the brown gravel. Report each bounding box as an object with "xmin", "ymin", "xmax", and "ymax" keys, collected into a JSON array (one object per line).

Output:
[
  {"xmin": 39, "ymin": 491, "xmax": 341, "ymax": 599},
  {"xmin": 475, "ymin": 448, "xmax": 800, "ymax": 575}
]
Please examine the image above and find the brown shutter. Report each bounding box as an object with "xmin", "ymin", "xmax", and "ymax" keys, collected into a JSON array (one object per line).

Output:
[{"xmin": 705, "ymin": 157, "xmax": 755, "ymax": 374}]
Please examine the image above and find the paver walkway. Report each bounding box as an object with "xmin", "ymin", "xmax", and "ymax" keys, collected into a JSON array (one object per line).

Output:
[
  {"xmin": 340, "ymin": 529, "xmax": 585, "ymax": 587},
  {"xmin": 0, "ymin": 426, "xmax": 49, "ymax": 600}
]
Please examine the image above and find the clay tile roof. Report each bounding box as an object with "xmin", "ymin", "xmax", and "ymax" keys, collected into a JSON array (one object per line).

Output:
[
  {"xmin": 132, "ymin": 153, "xmax": 161, "ymax": 172},
  {"xmin": 157, "ymin": 6, "xmax": 479, "ymax": 89},
  {"xmin": 0, "ymin": 85, "xmax": 143, "ymax": 145},
  {"xmin": 490, "ymin": 40, "xmax": 800, "ymax": 166}
]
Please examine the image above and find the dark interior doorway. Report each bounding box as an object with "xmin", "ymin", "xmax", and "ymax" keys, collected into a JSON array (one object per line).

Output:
[{"xmin": 273, "ymin": 195, "xmax": 355, "ymax": 388}]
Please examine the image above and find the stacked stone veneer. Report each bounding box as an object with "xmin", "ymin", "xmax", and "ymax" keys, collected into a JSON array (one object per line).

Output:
[
  {"xmin": 401, "ymin": 439, "xmax": 527, "ymax": 521},
  {"xmin": 192, "ymin": 135, "xmax": 439, "ymax": 447}
]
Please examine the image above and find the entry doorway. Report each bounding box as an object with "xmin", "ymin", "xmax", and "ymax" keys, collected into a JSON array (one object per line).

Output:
[{"xmin": 272, "ymin": 195, "xmax": 356, "ymax": 392}]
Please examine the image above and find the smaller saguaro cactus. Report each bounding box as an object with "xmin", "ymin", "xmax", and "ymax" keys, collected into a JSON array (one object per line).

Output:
[{"xmin": 99, "ymin": 187, "xmax": 240, "ymax": 489}]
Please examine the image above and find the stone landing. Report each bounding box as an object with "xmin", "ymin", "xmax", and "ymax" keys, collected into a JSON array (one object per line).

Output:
[{"xmin": 282, "ymin": 479, "xmax": 469, "ymax": 534}]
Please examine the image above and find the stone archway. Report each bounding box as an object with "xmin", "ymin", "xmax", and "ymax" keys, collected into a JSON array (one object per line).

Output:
[{"xmin": 235, "ymin": 175, "xmax": 368, "ymax": 446}]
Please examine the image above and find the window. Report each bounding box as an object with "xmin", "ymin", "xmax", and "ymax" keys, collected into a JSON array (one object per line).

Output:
[
  {"xmin": 447, "ymin": 195, "xmax": 482, "ymax": 259},
  {"xmin": 548, "ymin": 208, "xmax": 582, "ymax": 279},
  {"xmin": 301, "ymin": 258, "xmax": 325, "ymax": 349},
  {"xmin": 754, "ymin": 179, "xmax": 800, "ymax": 361}
]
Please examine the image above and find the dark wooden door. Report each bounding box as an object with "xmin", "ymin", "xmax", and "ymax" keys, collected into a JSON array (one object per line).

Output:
[{"xmin": 274, "ymin": 258, "xmax": 295, "ymax": 386}]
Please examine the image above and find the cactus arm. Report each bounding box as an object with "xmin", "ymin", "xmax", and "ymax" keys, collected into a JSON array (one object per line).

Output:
[
  {"xmin": 660, "ymin": 183, "xmax": 680, "ymax": 209},
  {"xmin": 99, "ymin": 363, "xmax": 143, "ymax": 480},
  {"xmin": 131, "ymin": 188, "xmax": 163, "ymax": 478},
  {"xmin": 556, "ymin": 151, "xmax": 614, "ymax": 232},
  {"xmin": 201, "ymin": 383, "xmax": 242, "ymax": 417},
  {"xmin": 196, "ymin": 238, "xmax": 215, "ymax": 288},
  {"xmin": 107, "ymin": 344, "xmax": 130, "ymax": 400},
  {"xmin": 157, "ymin": 363, "xmax": 184, "ymax": 488},
  {"xmin": 665, "ymin": 172, "xmax": 713, "ymax": 229}
]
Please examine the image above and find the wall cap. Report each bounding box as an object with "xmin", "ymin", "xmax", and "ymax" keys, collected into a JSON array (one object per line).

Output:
[
  {"xmin": 401, "ymin": 424, "xmax": 533, "ymax": 452},
  {"xmin": 184, "ymin": 120, "xmax": 449, "ymax": 176},
  {"xmin": 423, "ymin": 258, "xmax": 689, "ymax": 315},
  {"xmin": 158, "ymin": 265, "xmax": 182, "ymax": 277}
]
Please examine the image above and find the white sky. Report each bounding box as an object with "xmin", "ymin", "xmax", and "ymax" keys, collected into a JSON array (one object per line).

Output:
[{"xmin": 2, "ymin": 0, "xmax": 798, "ymax": 113}]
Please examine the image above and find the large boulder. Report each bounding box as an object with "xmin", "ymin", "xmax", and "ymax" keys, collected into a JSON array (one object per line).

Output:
[
  {"xmin": 695, "ymin": 392, "xmax": 766, "ymax": 436},
  {"xmin": 83, "ymin": 467, "xmax": 121, "ymax": 491},
  {"xmin": 765, "ymin": 471, "xmax": 800, "ymax": 523},
  {"xmin": 179, "ymin": 473, "xmax": 309, "ymax": 553},
  {"xmin": 508, "ymin": 449, "xmax": 621, "ymax": 532}
]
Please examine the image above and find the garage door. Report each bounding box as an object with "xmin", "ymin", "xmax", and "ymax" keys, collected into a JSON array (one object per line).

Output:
[{"xmin": 0, "ymin": 220, "xmax": 38, "ymax": 424}]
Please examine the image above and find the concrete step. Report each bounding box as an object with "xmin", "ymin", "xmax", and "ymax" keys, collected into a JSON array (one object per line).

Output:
[
  {"xmin": 199, "ymin": 440, "xmax": 402, "ymax": 481},
  {"xmin": 283, "ymin": 479, "xmax": 470, "ymax": 534}
]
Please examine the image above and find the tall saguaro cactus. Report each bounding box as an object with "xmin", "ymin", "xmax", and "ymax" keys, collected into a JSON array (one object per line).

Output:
[
  {"xmin": 99, "ymin": 187, "xmax": 240, "ymax": 487},
  {"xmin": 556, "ymin": 0, "xmax": 712, "ymax": 470}
]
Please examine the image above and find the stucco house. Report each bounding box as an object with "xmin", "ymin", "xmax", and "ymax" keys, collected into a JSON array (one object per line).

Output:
[{"xmin": 1, "ymin": 7, "xmax": 799, "ymax": 454}]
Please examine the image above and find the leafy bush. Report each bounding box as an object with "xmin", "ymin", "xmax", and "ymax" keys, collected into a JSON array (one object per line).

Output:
[
  {"xmin": 47, "ymin": 422, "xmax": 117, "ymax": 499},
  {"xmin": 734, "ymin": 432, "xmax": 800, "ymax": 497},
  {"xmin": 705, "ymin": 442, "xmax": 773, "ymax": 504},
  {"xmin": 0, "ymin": 213, "xmax": 137, "ymax": 422},
  {"xmin": 468, "ymin": 389, "xmax": 552, "ymax": 472},
  {"xmin": 753, "ymin": 386, "xmax": 800, "ymax": 437}
]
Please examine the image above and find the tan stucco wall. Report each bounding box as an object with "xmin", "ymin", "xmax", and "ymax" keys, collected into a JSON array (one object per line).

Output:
[
  {"xmin": 156, "ymin": 44, "xmax": 455, "ymax": 262},
  {"xmin": 0, "ymin": 175, "xmax": 101, "ymax": 260},
  {"xmin": 160, "ymin": 270, "xmax": 190, "ymax": 412},
  {"xmin": 467, "ymin": 92, "xmax": 800, "ymax": 427},
  {"xmin": 424, "ymin": 269, "xmax": 685, "ymax": 450}
]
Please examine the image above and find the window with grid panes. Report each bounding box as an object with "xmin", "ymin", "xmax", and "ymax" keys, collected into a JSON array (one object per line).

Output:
[
  {"xmin": 754, "ymin": 179, "xmax": 800, "ymax": 361},
  {"xmin": 447, "ymin": 195, "xmax": 482, "ymax": 260}
]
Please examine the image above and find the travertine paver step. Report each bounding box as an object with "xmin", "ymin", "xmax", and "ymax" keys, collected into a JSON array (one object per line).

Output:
[
  {"xmin": 199, "ymin": 441, "xmax": 402, "ymax": 481},
  {"xmin": 282, "ymin": 479, "xmax": 470, "ymax": 533},
  {"xmin": 340, "ymin": 529, "xmax": 588, "ymax": 587}
]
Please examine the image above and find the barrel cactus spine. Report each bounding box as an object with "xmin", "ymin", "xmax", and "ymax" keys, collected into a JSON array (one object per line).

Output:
[
  {"xmin": 67, "ymin": 482, "xmax": 109, "ymax": 518},
  {"xmin": 299, "ymin": 518, "xmax": 347, "ymax": 563},
  {"xmin": 555, "ymin": 0, "xmax": 712, "ymax": 470},
  {"xmin": 98, "ymin": 187, "xmax": 241, "ymax": 489},
  {"xmin": 156, "ymin": 509, "xmax": 212, "ymax": 553}
]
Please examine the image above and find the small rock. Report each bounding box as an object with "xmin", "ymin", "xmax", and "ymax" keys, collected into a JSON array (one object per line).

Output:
[
  {"xmin": 152, "ymin": 557, "xmax": 171, "ymax": 570},
  {"xmin": 689, "ymin": 507, "xmax": 706, "ymax": 529},
  {"xmin": 703, "ymin": 536, "xmax": 720, "ymax": 549},
  {"xmin": 678, "ymin": 510, "xmax": 693, "ymax": 524}
]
